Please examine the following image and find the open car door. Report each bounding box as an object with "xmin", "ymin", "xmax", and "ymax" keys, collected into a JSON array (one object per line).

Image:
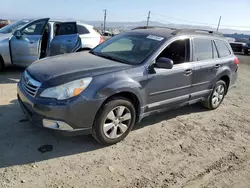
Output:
[
  {"xmin": 10, "ymin": 18, "xmax": 49, "ymax": 67},
  {"xmin": 49, "ymin": 22, "xmax": 81, "ymax": 56}
]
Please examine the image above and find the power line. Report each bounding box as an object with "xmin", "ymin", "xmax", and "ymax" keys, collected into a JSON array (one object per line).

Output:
[
  {"xmin": 151, "ymin": 12, "xmax": 250, "ymax": 29},
  {"xmin": 146, "ymin": 11, "xmax": 151, "ymax": 26},
  {"xmin": 107, "ymin": 11, "xmax": 147, "ymax": 21}
]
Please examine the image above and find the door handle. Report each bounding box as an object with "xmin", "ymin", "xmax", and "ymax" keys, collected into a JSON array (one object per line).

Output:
[
  {"xmin": 29, "ymin": 40, "xmax": 35, "ymax": 44},
  {"xmin": 214, "ymin": 64, "xmax": 221, "ymax": 69},
  {"xmin": 66, "ymin": 40, "xmax": 72, "ymax": 42},
  {"xmin": 184, "ymin": 69, "xmax": 193, "ymax": 76}
]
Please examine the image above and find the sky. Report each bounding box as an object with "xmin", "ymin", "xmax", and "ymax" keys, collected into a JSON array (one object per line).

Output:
[{"xmin": 1, "ymin": 0, "xmax": 250, "ymax": 30}]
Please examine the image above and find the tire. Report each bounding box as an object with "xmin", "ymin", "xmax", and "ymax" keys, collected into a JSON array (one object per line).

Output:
[
  {"xmin": 244, "ymin": 49, "xmax": 249, "ymax": 55},
  {"xmin": 92, "ymin": 97, "xmax": 136, "ymax": 145},
  {"xmin": 0, "ymin": 57, "xmax": 4, "ymax": 72},
  {"xmin": 202, "ymin": 80, "xmax": 227, "ymax": 110}
]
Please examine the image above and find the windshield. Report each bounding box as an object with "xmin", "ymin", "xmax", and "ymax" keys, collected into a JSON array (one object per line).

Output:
[
  {"xmin": 0, "ymin": 20, "xmax": 30, "ymax": 34},
  {"xmin": 92, "ymin": 33, "xmax": 165, "ymax": 65}
]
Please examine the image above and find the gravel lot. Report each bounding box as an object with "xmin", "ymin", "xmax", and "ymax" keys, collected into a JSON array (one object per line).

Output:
[{"xmin": 0, "ymin": 54, "xmax": 250, "ymax": 188}]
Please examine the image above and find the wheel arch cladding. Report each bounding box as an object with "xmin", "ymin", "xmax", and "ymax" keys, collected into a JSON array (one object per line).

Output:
[
  {"xmin": 219, "ymin": 75, "xmax": 230, "ymax": 93},
  {"xmin": 97, "ymin": 91, "xmax": 141, "ymax": 122}
]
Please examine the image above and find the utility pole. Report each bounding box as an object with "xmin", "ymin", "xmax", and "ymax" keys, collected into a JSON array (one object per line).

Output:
[
  {"xmin": 103, "ymin": 9, "xmax": 107, "ymax": 33},
  {"xmin": 217, "ymin": 16, "xmax": 222, "ymax": 31},
  {"xmin": 146, "ymin": 11, "xmax": 151, "ymax": 27}
]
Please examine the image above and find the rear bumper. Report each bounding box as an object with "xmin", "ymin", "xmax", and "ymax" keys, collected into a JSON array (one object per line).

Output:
[
  {"xmin": 229, "ymin": 67, "xmax": 238, "ymax": 90},
  {"xmin": 17, "ymin": 82, "xmax": 103, "ymax": 136}
]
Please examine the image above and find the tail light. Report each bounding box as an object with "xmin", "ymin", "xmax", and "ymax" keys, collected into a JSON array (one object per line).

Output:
[
  {"xmin": 234, "ymin": 56, "xmax": 239, "ymax": 65},
  {"xmin": 100, "ymin": 36, "xmax": 105, "ymax": 44}
]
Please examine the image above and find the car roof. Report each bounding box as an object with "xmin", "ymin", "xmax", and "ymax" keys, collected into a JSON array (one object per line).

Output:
[{"xmin": 129, "ymin": 28, "xmax": 174, "ymax": 38}]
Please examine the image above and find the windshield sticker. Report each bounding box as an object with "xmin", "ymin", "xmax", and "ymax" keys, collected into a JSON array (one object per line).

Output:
[{"xmin": 146, "ymin": 35, "xmax": 164, "ymax": 41}]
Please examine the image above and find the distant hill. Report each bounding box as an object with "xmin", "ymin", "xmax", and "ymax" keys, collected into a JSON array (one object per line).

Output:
[{"xmin": 84, "ymin": 20, "xmax": 250, "ymax": 36}]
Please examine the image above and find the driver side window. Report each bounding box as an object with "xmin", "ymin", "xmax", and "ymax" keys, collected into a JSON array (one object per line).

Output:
[
  {"xmin": 22, "ymin": 20, "xmax": 47, "ymax": 35},
  {"xmin": 158, "ymin": 38, "xmax": 190, "ymax": 65}
]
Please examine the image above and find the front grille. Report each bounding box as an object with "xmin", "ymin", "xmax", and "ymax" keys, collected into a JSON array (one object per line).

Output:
[{"xmin": 21, "ymin": 71, "xmax": 41, "ymax": 97}]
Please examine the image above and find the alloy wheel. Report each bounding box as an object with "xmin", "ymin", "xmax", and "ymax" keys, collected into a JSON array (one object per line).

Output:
[
  {"xmin": 212, "ymin": 84, "xmax": 225, "ymax": 108},
  {"xmin": 103, "ymin": 106, "xmax": 132, "ymax": 139}
]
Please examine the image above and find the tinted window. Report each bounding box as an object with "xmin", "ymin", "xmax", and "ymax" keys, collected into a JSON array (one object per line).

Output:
[
  {"xmin": 215, "ymin": 40, "xmax": 231, "ymax": 57},
  {"xmin": 77, "ymin": 25, "xmax": 90, "ymax": 34},
  {"xmin": 92, "ymin": 34, "xmax": 164, "ymax": 65},
  {"xmin": 55, "ymin": 23, "xmax": 77, "ymax": 36},
  {"xmin": 193, "ymin": 38, "xmax": 213, "ymax": 61},
  {"xmin": 158, "ymin": 39, "xmax": 190, "ymax": 64}
]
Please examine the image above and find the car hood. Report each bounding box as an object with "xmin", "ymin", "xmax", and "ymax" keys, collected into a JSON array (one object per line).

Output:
[
  {"xmin": 0, "ymin": 33, "xmax": 12, "ymax": 41},
  {"xmin": 27, "ymin": 52, "xmax": 132, "ymax": 85}
]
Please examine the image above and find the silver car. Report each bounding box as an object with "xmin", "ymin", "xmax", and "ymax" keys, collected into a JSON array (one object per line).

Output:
[{"xmin": 0, "ymin": 18, "xmax": 102, "ymax": 70}]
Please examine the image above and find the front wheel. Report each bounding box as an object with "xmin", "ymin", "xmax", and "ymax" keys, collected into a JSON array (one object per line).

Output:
[
  {"xmin": 92, "ymin": 97, "xmax": 136, "ymax": 145},
  {"xmin": 202, "ymin": 80, "xmax": 227, "ymax": 110}
]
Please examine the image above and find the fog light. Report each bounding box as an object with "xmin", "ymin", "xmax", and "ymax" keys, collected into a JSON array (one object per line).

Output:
[{"xmin": 42, "ymin": 119, "xmax": 73, "ymax": 131}]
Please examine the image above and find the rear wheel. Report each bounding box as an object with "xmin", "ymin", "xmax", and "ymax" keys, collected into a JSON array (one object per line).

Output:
[
  {"xmin": 202, "ymin": 80, "xmax": 227, "ymax": 110},
  {"xmin": 92, "ymin": 97, "xmax": 136, "ymax": 145},
  {"xmin": 244, "ymin": 49, "xmax": 249, "ymax": 55}
]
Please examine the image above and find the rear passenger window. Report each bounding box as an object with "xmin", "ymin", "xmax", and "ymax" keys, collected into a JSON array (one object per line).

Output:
[
  {"xmin": 193, "ymin": 38, "xmax": 213, "ymax": 61},
  {"xmin": 215, "ymin": 40, "xmax": 231, "ymax": 57},
  {"xmin": 55, "ymin": 23, "xmax": 77, "ymax": 36},
  {"xmin": 77, "ymin": 25, "xmax": 90, "ymax": 34}
]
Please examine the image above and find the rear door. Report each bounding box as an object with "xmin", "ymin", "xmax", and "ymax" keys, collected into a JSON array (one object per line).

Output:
[
  {"xmin": 49, "ymin": 22, "xmax": 81, "ymax": 56},
  {"xmin": 10, "ymin": 18, "xmax": 49, "ymax": 67},
  {"xmin": 191, "ymin": 38, "xmax": 220, "ymax": 99}
]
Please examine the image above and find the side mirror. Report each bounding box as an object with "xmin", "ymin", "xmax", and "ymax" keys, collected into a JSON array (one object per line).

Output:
[
  {"xmin": 13, "ymin": 30, "xmax": 22, "ymax": 39},
  {"xmin": 155, "ymin": 57, "xmax": 174, "ymax": 69}
]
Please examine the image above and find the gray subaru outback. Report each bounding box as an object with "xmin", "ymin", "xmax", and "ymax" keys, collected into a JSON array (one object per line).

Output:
[{"xmin": 17, "ymin": 27, "xmax": 238, "ymax": 145}]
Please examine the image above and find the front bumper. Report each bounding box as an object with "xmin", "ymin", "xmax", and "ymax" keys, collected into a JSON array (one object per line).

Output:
[{"xmin": 17, "ymin": 82, "xmax": 102, "ymax": 136}]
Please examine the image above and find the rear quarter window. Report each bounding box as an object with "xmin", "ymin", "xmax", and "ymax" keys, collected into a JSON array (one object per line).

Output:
[
  {"xmin": 77, "ymin": 25, "xmax": 90, "ymax": 34},
  {"xmin": 215, "ymin": 40, "xmax": 231, "ymax": 57}
]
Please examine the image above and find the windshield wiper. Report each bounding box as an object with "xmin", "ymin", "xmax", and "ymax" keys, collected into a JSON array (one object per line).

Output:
[{"xmin": 91, "ymin": 52, "xmax": 130, "ymax": 64}]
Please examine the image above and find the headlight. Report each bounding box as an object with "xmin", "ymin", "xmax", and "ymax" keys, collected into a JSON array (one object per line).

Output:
[{"xmin": 40, "ymin": 77, "xmax": 92, "ymax": 100}]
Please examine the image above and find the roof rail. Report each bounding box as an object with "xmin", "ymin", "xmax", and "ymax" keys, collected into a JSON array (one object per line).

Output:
[
  {"xmin": 132, "ymin": 26, "xmax": 177, "ymax": 31},
  {"xmin": 171, "ymin": 28, "xmax": 224, "ymax": 37},
  {"xmin": 132, "ymin": 26, "xmax": 224, "ymax": 37}
]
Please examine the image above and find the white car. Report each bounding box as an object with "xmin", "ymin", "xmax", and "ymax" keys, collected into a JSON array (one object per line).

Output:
[{"xmin": 0, "ymin": 18, "xmax": 103, "ymax": 69}]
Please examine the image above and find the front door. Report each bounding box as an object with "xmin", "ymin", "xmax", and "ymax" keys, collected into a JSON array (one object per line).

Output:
[
  {"xmin": 10, "ymin": 18, "xmax": 49, "ymax": 67},
  {"xmin": 146, "ymin": 38, "xmax": 193, "ymax": 112},
  {"xmin": 49, "ymin": 22, "xmax": 81, "ymax": 56}
]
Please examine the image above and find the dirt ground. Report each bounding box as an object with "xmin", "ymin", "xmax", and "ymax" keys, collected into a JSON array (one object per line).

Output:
[{"xmin": 0, "ymin": 54, "xmax": 250, "ymax": 188}]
